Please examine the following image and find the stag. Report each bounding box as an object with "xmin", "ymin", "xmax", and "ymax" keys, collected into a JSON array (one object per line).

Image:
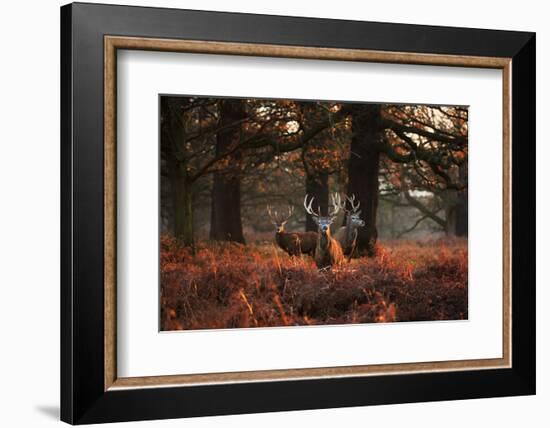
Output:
[
  {"xmin": 304, "ymin": 193, "xmax": 345, "ymax": 269},
  {"xmin": 267, "ymin": 205, "xmax": 317, "ymax": 256},
  {"xmin": 334, "ymin": 194, "xmax": 365, "ymax": 257}
]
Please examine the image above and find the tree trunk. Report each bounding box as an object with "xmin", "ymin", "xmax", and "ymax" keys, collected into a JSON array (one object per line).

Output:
[
  {"xmin": 445, "ymin": 204, "xmax": 457, "ymax": 236},
  {"xmin": 347, "ymin": 105, "xmax": 383, "ymax": 256},
  {"xmin": 455, "ymin": 164, "xmax": 468, "ymax": 236},
  {"xmin": 442, "ymin": 189, "xmax": 461, "ymax": 237},
  {"xmin": 455, "ymin": 192, "xmax": 468, "ymax": 236},
  {"xmin": 209, "ymin": 100, "xmax": 246, "ymax": 243},
  {"xmin": 172, "ymin": 162, "xmax": 194, "ymax": 246},
  {"xmin": 161, "ymin": 161, "xmax": 174, "ymax": 234},
  {"xmin": 210, "ymin": 173, "xmax": 245, "ymax": 242},
  {"xmin": 390, "ymin": 203, "xmax": 396, "ymax": 239},
  {"xmin": 305, "ymin": 171, "xmax": 329, "ymax": 232}
]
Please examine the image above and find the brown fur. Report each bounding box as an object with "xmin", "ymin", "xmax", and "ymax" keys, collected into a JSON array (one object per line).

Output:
[
  {"xmin": 333, "ymin": 194, "xmax": 364, "ymax": 258},
  {"xmin": 315, "ymin": 229, "xmax": 345, "ymax": 269},
  {"xmin": 334, "ymin": 226, "xmax": 358, "ymax": 256},
  {"xmin": 276, "ymin": 231, "xmax": 318, "ymax": 256},
  {"xmin": 268, "ymin": 205, "xmax": 317, "ymax": 257}
]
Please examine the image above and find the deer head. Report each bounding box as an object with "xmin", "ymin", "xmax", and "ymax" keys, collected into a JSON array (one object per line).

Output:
[
  {"xmin": 303, "ymin": 193, "xmax": 341, "ymax": 236},
  {"xmin": 267, "ymin": 205, "xmax": 294, "ymax": 234},
  {"xmin": 345, "ymin": 194, "xmax": 365, "ymax": 228}
]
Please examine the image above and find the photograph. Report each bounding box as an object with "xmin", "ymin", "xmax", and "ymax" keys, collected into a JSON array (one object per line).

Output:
[{"xmin": 159, "ymin": 95, "xmax": 469, "ymax": 331}]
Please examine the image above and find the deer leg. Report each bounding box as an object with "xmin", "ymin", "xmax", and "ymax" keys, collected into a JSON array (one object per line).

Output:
[{"xmin": 347, "ymin": 240, "xmax": 356, "ymax": 262}]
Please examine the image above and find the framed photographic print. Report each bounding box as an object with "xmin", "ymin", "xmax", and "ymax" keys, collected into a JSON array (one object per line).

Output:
[{"xmin": 60, "ymin": 2, "xmax": 536, "ymax": 424}]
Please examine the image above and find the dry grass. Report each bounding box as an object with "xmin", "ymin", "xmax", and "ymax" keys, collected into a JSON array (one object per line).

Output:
[{"xmin": 160, "ymin": 235, "xmax": 468, "ymax": 331}]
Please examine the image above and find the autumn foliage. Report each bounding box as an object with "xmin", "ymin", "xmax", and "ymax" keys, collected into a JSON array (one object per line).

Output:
[{"xmin": 160, "ymin": 235, "xmax": 468, "ymax": 331}]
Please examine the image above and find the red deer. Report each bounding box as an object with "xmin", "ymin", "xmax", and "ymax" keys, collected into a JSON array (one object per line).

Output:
[
  {"xmin": 267, "ymin": 205, "xmax": 317, "ymax": 256},
  {"xmin": 304, "ymin": 193, "xmax": 345, "ymax": 269},
  {"xmin": 334, "ymin": 194, "xmax": 365, "ymax": 257}
]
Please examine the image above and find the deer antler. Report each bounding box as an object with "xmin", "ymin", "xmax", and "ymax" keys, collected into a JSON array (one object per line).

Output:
[
  {"xmin": 329, "ymin": 193, "xmax": 342, "ymax": 218},
  {"xmin": 334, "ymin": 193, "xmax": 346, "ymax": 213},
  {"xmin": 267, "ymin": 204, "xmax": 294, "ymax": 224},
  {"xmin": 303, "ymin": 195, "xmax": 320, "ymax": 218},
  {"xmin": 346, "ymin": 194, "xmax": 361, "ymax": 213},
  {"xmin": 267, "ymin": 205, "xmax": 278, "ymax": 223},
  {"xmin": 286, "ymin": 205, "xmax": 295, "ymax": 220}
]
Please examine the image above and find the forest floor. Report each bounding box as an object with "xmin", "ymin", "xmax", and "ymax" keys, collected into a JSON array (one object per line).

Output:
[{"xmin": 160, "ymin": 235, "xmax": 468, "ymax": 331}]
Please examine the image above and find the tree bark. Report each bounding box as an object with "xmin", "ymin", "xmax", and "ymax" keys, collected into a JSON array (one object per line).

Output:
[
  {"xmin": 390, "ymin": 203, "xmax": 396, "ymax": 239},
  {"xmin": 455, "ymin": 163, "xmax": 468, "ymax": 236},
  {"xmin": 455, "ymin": 192, "xmax": 468, "ymax": 236},
  {"xmin": 171, "ymin": 162, "xmax": 194, "ymax": 246},
  {"xmin": 209, "ymin": 100, "xmax": 246, "ymax": 243},
  {"xmin": 161, "ymin": 97, "xmax": 195, "ymax": 246},
  {"xmin": 305, "ymin": 171, "xmax": 329, "ymax": 232},
  {"xmin": 347, "ymin": 105, "xmax": 383, "ymax": 256},
  {"xmin": 445, "ymin": 204, "xmax": 457, "ymax": 236}
]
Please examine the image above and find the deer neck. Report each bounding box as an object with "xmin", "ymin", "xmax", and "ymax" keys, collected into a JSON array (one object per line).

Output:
[
  {"xmin": 319, "ymin": 229, "xmax": 331, "ymax": 249},
  {"xmin": 345, "ymin": 215, "xmax": 354, "ymax": 244},
  {"xmin": 275, "ymin": 229, "xmax": 285, "ymax": 245}
]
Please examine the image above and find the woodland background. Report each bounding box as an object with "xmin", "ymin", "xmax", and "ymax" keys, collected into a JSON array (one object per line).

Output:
[
  {"xmin": 160, "ymin": 97, "xmax": 468, "ymax": 248},
  {"xmin": 160, "ymin": 96, "xmax": 469, "ymax": 330}
]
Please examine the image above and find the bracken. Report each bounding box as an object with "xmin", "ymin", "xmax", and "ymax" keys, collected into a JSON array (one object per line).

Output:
[{"xmin": 160, "ymin": 235, "xmax": 468, "ymax": 330}]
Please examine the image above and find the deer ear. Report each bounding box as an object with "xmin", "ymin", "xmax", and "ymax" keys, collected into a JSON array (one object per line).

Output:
[
  {"xmin": 281, "ymin": 220, "xmax": 287, "ymax": 226},
  {"xmin": 357, "ymin": 210, "xmax": 362, "ymax": 216}
]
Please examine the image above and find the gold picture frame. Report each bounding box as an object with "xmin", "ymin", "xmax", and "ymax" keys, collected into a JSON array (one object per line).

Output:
[{"xmin": 103, "ymin": 35, "xmax": 512, "ymax": 391}]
